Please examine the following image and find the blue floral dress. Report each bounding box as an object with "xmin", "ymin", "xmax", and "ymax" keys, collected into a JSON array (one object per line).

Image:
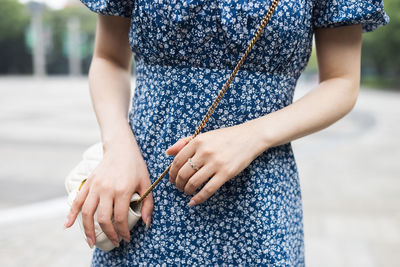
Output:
[{"xmin": 80, "ymin": 0, "xmax": 388, "ymax": 265}]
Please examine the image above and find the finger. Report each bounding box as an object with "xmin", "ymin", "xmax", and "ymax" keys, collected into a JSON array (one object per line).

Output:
[
  {"xmin": 169, "ymin": 138, "xmax": 197, "ymax": 181},
  {"xmin": 81, "ymin": 189, "xmax": 100, "ymax": 248},
  {"xmin": 174, "ymin": 155, "xmax": 204, "ymax": 190},
  {"xmin": 165, "ymin": 136, "xmax": 192, "ymax": 156},
  {"xmin": 189, "ymin": 174, "xmax": 226, "ymax": 206},
  {"xmin": 65, "ymin": 182, "xmax": 90, "ymax": 228},
  {"xmin": 184, "ymin": 163, "xmax": 216, "ymax": 195},
  {"xmin": 113, "ymin": 190, "xmax": 132, "ymax": 243},
  {"xmin": 138, "ymin": 180, "xmax": 154, "ymax": 229},
  {"xmin": 97, "ymin": 192, "xmax": 120, "ymax": 245}
]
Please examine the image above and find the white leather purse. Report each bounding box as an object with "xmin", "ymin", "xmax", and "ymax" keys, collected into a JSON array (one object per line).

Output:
[{"xmin": 64, "ymin": 142, "xmax": 142, "ymax": 251}]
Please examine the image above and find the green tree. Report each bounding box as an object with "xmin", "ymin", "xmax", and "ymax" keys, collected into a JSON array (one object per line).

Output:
[
  {"xmin": 43, "ymin": 6, "xmax": 97, "ymax": 74},
  {"xmin": 0, "ymin": 0, "xmax": 30, "ymax": 42},
  {"xmin": 361, "ymin": 0, "xmax": 400, "ymax": 88},
  {"xmin": 0, "ymin": 0, "xmax": 31, "ymax": 74}
]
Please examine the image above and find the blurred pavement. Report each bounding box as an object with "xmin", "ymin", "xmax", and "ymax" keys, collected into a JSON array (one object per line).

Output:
[{"xmin": 0, "ymin": 76, "xmax": 399, "ymax": 266}]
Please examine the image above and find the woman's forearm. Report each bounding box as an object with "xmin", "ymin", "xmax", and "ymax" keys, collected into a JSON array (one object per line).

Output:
[
  {"xmin": 65, "ymin": 16, "xmax": 156, "ymax": 247},
  {"xmin": 88, "ymin": 57, "xmax": 135, "ymax": 149},
  {"xmin": 249, "ymin": 76, "xmax": 359, "ymax": 151},
  {"xmin": 248, "ymin": 25, "xmax": 363, "ymax": 152}
]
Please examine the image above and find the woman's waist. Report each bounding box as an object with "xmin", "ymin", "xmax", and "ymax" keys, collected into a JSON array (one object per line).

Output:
[
  {"xmin": 131, "ymin": 61, "xmax": 297, "ymax": 120},
  {"xmin": 134, "ymin": 60, "xmax": 298, "ymax": 94}
]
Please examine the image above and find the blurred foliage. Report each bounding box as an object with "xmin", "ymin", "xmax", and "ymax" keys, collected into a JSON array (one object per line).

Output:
[
  {"xmin": 0, "ymin": 0, "xmax": 32, "ymax": 74},
  {"xmin": 0, "ymin": 0, "xmax": 30, "ymax": 42},
  {"xmin": 43, "ymin": 6, "xmax": 97, "ymax": 74},
  {"xmin": 361, "ymin": 0, "xmax": 399, "ymax": 88},
  {"xmin": 0, "ymin": 1, "xmax": 97, "ymax": 75},
  {"xmin": 304, "ymin": 44, "xmax": 318, "ymax": 74},
  {"xmin": 305, "ymin": 0, "xmax": 398, "ymax": 89}
]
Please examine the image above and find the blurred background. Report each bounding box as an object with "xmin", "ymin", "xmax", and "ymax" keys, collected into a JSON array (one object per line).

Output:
[{"xmin": 0, "ymin": 0, "xmax": 398, "ymax": 266}]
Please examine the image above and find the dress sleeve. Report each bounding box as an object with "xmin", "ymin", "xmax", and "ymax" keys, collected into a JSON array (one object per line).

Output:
[
  {"xmin": 79, "ymin": 0, "xmax": 134, "ymax": 18},
  {"xmin": 312, "ymin": 0, "xmax": 389, "ymax": 33}
]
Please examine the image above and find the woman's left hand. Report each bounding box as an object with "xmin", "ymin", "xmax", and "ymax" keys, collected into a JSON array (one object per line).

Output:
[{"xmin": 165, "ymin": 121, "xmax": 268, "ymax": 206}]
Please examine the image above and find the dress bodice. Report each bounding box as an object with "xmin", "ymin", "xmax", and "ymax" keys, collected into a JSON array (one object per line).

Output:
[{"xmin": 81, "ymin": 0, "xmax": 388, "ymax": 79}]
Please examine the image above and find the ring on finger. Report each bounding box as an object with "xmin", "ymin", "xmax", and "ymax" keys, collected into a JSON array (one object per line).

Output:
[{"xmin": 187, "ymin": 157, "xmax": 200, "ymax": 171}]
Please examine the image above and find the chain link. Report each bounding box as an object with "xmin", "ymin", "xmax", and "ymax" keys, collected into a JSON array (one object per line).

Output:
[{"xmin": 135, "ymin": 0, "xmax": 280, "ymax": 204}]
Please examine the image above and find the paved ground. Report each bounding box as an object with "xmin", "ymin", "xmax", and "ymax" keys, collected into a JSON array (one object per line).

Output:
[{"xmin": 0, "ymin": 76, "xmax": 399, "ymax": 266}]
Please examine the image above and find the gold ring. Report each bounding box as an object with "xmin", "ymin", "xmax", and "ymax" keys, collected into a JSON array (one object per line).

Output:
[{"xmin": 187, "ymin": 157, "xmax": 200, "ymax": 171}]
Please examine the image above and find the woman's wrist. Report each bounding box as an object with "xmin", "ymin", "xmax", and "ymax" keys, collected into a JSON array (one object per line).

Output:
[
  {"xmin": 101, "ymin": 121, "xmax": 138, "ymax": 153},
  {"xmin": 236, "ymin": 117, "xmax": 273, "ymax": 162},
  {"xmin": 243, "ymin": 114, "xmax": 278, "ymax": 155}
]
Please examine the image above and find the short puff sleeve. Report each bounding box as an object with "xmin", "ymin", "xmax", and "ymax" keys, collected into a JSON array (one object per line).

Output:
[
  {"xmin": 313, "ymin": 0, "xmax": 389, "ymax": 33},
  {"xmin": 79, "ymin": 0, "xmax": 134, "ymax": 18}
]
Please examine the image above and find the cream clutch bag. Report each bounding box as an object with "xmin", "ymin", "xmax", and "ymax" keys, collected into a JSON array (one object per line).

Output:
[{"xmin": 64, "ymin": 142, "xmax": 142, "ymax": 251}]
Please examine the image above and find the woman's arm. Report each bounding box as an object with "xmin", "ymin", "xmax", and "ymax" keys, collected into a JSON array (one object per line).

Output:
[
  {"xmin": 252, "ymin": 24, "xmax": 362, "ymax": 149},
  {"xmin": 64, "ymin": 15, "xmax": 154, "ymax": 249},
  {"xmin": 165, "ymin": 24, "xmax": 363, "ymax": 206},
  {"xmin": 88, "ymin": 14, "xmax": 133, "ymax": 147}
]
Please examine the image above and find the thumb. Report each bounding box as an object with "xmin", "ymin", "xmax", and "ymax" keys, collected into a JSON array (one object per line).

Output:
[{"xmin": 165, "ymin": 136, "xmax": 192, "ymax": 156}]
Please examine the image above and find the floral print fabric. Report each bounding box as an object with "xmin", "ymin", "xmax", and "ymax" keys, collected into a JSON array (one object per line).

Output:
[
  {"xmin": 313, "ymin": 0, "xmax": 389, "ymax": 32},
  {"xmin": 79, "ymin": 0, "xmax": 388, "ymax": 265}
]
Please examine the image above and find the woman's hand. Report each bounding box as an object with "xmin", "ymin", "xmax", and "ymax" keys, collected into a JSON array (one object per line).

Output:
[
  {"xmin": 166, "ymin": 120, "xmax": 268, "ymax": 206},
  {"xmin": 64, "ymin": 134, "xmax": 154, "ymax": 249}
]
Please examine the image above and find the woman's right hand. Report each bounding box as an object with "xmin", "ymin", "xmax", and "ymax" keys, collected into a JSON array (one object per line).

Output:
[{"xmin": 64, "ymin": 134, "xmax": 154, "ymax": 248}]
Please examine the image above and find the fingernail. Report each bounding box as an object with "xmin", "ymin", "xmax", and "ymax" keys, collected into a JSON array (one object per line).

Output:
[
  {"xmin": 112, "ymin": 240, "xmax": 119, "ymax": 247},
  {"xmin": 145, "ymin": 218, "xmax": 151, "ymax": 230},
  {"xmin": 123, "ymin": 236, "xmax": 130, "ymax": 243},
  {"xmin": 87, "ymin": 237, "xmax": 94, "ymax": 249},
  {"xmin": 188, "ymin": 199, "xmax": 196, "ymax": 207},
  {"xmin": 64, "ymin": 218, "xmax": 69, "ymax": 228}
]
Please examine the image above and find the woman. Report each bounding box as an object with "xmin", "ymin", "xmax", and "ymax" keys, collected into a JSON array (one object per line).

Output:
[{"xmin": 64, "ymin": 0, "xmax": 388, "ymax": 265}]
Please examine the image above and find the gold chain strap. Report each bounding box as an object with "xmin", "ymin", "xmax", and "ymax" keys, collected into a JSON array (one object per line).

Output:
[{"xmin": 135, "ymin": 0, "xmax": 280, "ymax": 204}]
